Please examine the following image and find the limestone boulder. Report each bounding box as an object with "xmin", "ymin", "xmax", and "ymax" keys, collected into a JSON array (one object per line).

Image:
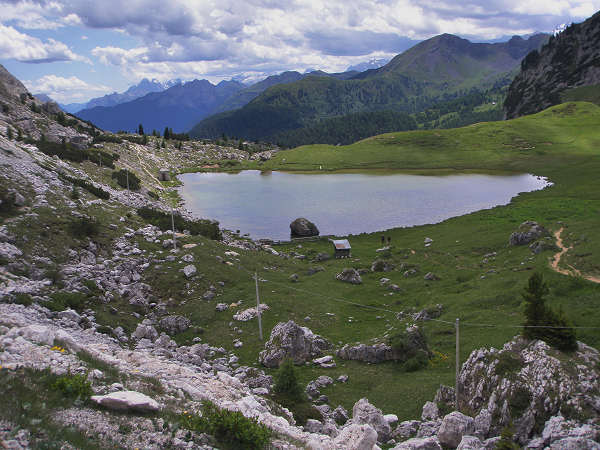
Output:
[
  {"xmin": 290, "ymin": 217, "xmax": 319, "ymax": 237},
  {"xmin": 91, "ymin": 390, "xmax": 159, "ymax": 412},
  {"xmin": 131, "ymin": 323, "xmax": 159, "ymax": 342},
  {"xmin": 391, "ymin": 437, "xmax": 442, "ymax": 450},
  {"xmin": 351, "ymin": 398, "xmax": 392, "ymax": 443},
  {"xmin": 509, "ymin": 221, "xmax": 548, "ymax": 246},
  {"xmin": 159, "ymin": 315, "xmax": 191, "ymax": 335},
  {"xmin": 331, "ymin": 423, "xmax": 378, "ymax": 450},
  {"xmin": 437, "ymin": 412, "xmax": 476, "ymax": 448},
  {"xmin": 258, "ymin": 320, "xmax": 330, "ymax": 368},
  {"xmin": 335, "ymin": 268, "xmax": 362, "ymax": 285}
]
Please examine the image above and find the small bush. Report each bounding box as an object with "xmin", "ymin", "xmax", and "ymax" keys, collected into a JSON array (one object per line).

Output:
[
  {"xmin": 111, "ymin": 169, "xmax": 141, "ymax": 191},
  {"xmin": 0, "ymin": 186, "xmax": 16, "ymax": 214},
  {"xmin": 148, "ymin": 191, "xmax": 159, "ymax": 200},
  {"xmin": 51, "ymin": 372, "xmax": 92, "ymax": 400},
  {"xmin": 59, "ymin": 173, "xmax": 110, "ymax": 200},
  {"xmin": 137, "ymin": 207, "xmax": 221, "ymax": 240},
  {"xmin": 70, "ymin": 186, "xmax": 80, "ymax": 200},
  {"xmin": 14, "ymin": 293, "xmax": 33, "ymax": 306},
  {"xmin": 273, "ymin": 359, "xmax": 302, "ymax": 400},
  {"xmin": 495, "ymin": 353, "xmax": 524, "ymax": 377},
  {"xmin": 69, "ymin": 216, "xmax": 100, "ymax": 238},
  {"xmin": 180, "ymin": 401, "xmax": 271, "ymax": 449},
  {"xmin": 402, "ymin": 352, "xmax": 429, "ymax": 372},
  {"xmin": 47, "ymin": 291, "xmax": 87, "ymax": 312},
  {"xmin": 44, "ymin": 265, "xmax": 63, "ymax": 288}
]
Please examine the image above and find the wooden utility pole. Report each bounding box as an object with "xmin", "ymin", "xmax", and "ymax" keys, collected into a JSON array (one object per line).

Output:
[
  {"xmin": 255, "ymin": 271, "xmax": 263, "ymax": 340},
  {"xmin": 170, "ymin": 207, "xmax": 177, "ymax": 250},
  {"xmin": 455, "ymin": 317, "xmax": 460, "ymax": 411}
]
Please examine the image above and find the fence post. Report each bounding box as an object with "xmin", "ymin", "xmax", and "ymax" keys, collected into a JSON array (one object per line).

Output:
[
  {"xmin": 255, "ymin": 271, "xmax": 263, "ymax": 340},
  {"xmin": 455, "ymin": 317, "xmax": 460, "ymax": 411}
]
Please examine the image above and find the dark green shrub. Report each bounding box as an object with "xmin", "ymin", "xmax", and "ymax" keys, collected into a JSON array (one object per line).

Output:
[
  {"xmin": 69, "ymin": 216, "xmax": 100, "ymax": 238},
  {"xmin": 70, "ymin": 186, "xmax": 80, "ymax": 200},
  {"xmin": 14, "ymin": 293, "xmax": 33, "ymax": 306},
  {"xmin": 402, "ymin": 352, "xmax": 429, "ymax": 372},
  {"xmin": 273, "ymin": 359, "xmax": 302, "ymax": 400},
  {"xmin": 496, "ymin": 424, "xmax": 520, "ymax": 450},
  {"xmin": 0, "ymin": 186, "xmax": 16, "ymax": 214},
  {"xmin": 92, "ymin": 134, "xmax": 123, "ymax": 144},
  {"xmin": 44, "ymin": 265, "xmax": 63, "ymax": 288},
  {"xmin": 82, "ymin": 279, "xmax": 101, "ymax": 295},
  {"xmin": 522, "ymin": 273, "xmax": 577, "ymax": 352},
  {"xmin": 495, "ymin": 353, "xmax": 524, "ymax": 377},
  {"xmin": 47, "ymin": 291, "xmax": 87, "ymax": 312},
  {"xmin": 111, "ymin": 169, "xmax": 141, "ymax": 191},
  {"xmin": 148, "ymin": 191, "xmax": 159, "ymax": 200},
  {"xmin": 59, "ymin": 173, "xmax": 110, "ymax": 200},
  {"xmin": 51, "ymin": 372, "xmax": 92, "ymax": 400},
  {"xmin": 137, "ymin": 207, "xmax": 221, "ymax": 240},
  {"xmin": 180, "ymin": 401, "xmax": 271, "ymax": 449}
]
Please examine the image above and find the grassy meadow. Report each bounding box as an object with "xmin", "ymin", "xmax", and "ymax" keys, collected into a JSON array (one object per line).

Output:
[
  {"xmin": 148, "ymin": 102, "xmax": 600, "ymax": 420},
  {"xmin": 5, "ymin": 102, "xmax": 599, "ymax": 424}
]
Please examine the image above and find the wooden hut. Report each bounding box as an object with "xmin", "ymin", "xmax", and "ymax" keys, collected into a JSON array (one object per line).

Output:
[
  {"xmin": 331, "ymin": 239, "xmax": 351, "ymax": 258},
  {"xmin": 158, "ymin": 168, "xmax": 171, "ymax": 181}
]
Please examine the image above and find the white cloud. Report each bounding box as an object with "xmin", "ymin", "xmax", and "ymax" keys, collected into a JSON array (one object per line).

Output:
[
  {"xmin": 2, "ymin": 0, "xmax": 600, "ymax": 81},
  {"xmin": 0, "ymin": 23, "xmax": 89, "ymax": 63},
  {"xmin": 23, "ymin": 74, "xmax": 111, "ymax": 103}
]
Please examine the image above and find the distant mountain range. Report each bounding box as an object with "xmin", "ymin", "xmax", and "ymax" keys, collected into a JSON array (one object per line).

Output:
[
  {"xmin": 190, "ymin": 33, "xmax": 548, "ymax": 142},
  {"xmin": 53, "ymin": 78, "xmax": 181, "ymax": 114},
  {"xmin": 73, "ymin": 69, "xmax": 366, "ymax": 133},
  {"xmin": 76, "ymin": 79, "xmax": 244, "ymax": 134},
  {"xmin": 346, "ymin": 58, "xmax": 390, "ymax": 72}
]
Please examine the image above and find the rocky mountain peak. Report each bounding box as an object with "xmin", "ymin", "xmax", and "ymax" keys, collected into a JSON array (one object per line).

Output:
[
  {"xmin": 0, "ymin": 64, "xmax": 30, "ymax": 100},
  {"xmin": 504, "ymin": 11, "xmax": 600, "ymax": 118}
]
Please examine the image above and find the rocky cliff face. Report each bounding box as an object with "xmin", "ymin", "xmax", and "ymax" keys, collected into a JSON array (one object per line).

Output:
[{"xmin": 504, "ymin": 11, "xmax": 600, "ymax": 118}]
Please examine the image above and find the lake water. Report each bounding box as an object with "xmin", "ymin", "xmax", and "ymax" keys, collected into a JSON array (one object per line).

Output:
[{"xmin": 178, "ymin": 170, "xmax": 550, "ymax": 241}]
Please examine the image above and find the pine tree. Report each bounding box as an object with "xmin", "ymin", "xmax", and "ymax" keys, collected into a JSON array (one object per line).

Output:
[
  {"xmin": 522, "ymin": 272, "xmax": 549, "ymax": 340},
  {"xmin": 522, "ymin": 273, "xmax": 577, "ymax": 352},
  {"xmin": 6, "ymin": 127, "xmax": 13, "ymax": 140},
  {"xmin": 138, "ymin": 124, "xmax": 144, "ymax": 135},
  {"xmin": 273, "ymin": 358, "xmax": 302, "ymax": 401},
  {"xmin": 163, "ymin": 127, "xmax": 170, "ymax": 139}
]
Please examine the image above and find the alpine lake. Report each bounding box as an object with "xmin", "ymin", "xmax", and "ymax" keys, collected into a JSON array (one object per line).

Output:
[{"xmin": 177, "ymin": 170, "xmax": 550, "ymax": 241}]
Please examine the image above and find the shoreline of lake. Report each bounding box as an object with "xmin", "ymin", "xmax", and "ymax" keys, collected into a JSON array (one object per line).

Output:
[{"xmin": 177, "ymin": 170, "xmax": 551, "ymax": 241}]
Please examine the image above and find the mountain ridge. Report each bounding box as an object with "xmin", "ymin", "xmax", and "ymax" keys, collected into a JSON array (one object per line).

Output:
[
  {"xmin": 504, "ymin": 10, "xmax": 600, "ymax": 118},
  {"xmin": 190, "ymin": 32, "xmax": 547, "ymax": 141}
]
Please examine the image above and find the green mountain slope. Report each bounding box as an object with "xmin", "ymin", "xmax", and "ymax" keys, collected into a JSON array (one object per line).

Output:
[{"xmin": 190, "ymin": 33, "xmax": 547, "ymax": 141}]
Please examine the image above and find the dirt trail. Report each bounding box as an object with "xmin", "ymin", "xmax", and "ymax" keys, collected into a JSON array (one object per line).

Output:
[{"xmin": 551, "ymin": 228, "xmax": 600, "ymax": 283}]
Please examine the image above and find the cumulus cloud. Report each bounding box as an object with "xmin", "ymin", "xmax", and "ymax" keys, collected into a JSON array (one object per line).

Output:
[
  {"xmin": 23, "ymin": 74, "xmax": 111, "ymax": 103},
  {"xmin": 0, "ymin": 23, "xmax": 89, "ymax": 63},
  {"xmin": 2, "ymin": 0, "xmax": 600, "ymax": 82}
]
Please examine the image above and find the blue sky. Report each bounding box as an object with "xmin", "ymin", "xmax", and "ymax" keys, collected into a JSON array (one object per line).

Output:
[{"xmin": 1, "ymin": 0, "xmax": 598, "ymax": 104}]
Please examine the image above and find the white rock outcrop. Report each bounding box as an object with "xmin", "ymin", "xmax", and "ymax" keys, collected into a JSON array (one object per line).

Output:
[{"xmin": 91, "ymin": 391, "xmax": 160, "ymax": 412}]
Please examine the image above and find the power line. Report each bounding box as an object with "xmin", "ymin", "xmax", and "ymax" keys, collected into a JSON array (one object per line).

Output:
[{"xmin": 234, "ymin": 261, "xmax": 600, "ymax": 331}]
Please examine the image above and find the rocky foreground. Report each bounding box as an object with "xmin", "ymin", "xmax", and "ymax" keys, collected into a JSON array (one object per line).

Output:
[{"xmin": 1, "ymin": 298, "xmax": 599, "ymax": 449}]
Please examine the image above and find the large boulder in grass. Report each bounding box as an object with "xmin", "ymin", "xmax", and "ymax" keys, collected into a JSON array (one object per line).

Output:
[
  {"xmin": 91, "ymin": 391, "xmax": 159, "ymax": 412},
  {"xmin": 509, "ymin": 221, "xmax": 548, "ymax": 246},
  {"xmin": 290, "ymin": 217, "xmax": 319, "ymax": 237},
  {"xmin": 159, "ymin": 315, "xmax": 191, "ymax": 335},
  {"xmin": 258, "ymin": 320, "xmax": 330, "ymax": 368},
  {"xmin": 336, "ymin": 268, "xmax": 362, "ymax": 284}
]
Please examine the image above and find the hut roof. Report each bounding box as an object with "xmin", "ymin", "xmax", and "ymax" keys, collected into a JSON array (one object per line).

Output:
[{"xmin": 332, "ymin": 239, "xmax": 351, "ymax": 250}]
